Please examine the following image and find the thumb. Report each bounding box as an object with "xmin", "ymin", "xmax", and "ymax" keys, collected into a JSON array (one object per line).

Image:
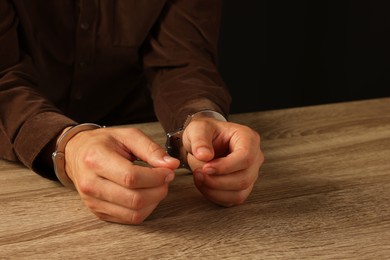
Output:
[
  {"xmin": 183, "ymin": 122, "xmax": 215, "ymax": 162},
  {"xmin": 119, "ymin": 128, "xmax": 180, "ymax": 170}
]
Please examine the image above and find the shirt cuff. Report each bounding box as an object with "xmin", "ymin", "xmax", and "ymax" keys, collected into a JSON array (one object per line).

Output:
[{"xmin": 14, "ymin": 111, "xmax": 77, "ymax": 177}]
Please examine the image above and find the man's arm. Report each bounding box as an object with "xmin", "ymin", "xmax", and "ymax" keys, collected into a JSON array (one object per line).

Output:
[
  {"xmin": 142, "ymin": 0, "xmax": 264, "ymax": 208},
  {"xmin": 0, "ymin": 1, "xmax": 76, "ymax": 177},
  {"xmin": 142, "ymin": 0, "xmax": 231, "ymax": 132}
]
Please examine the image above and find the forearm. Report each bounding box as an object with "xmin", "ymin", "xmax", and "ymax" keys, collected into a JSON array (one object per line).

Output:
[
  {"xmin": 0, "ymin": 57, "xmax": 72, "ymax": 180},
  {"xmin": 0, "ymin": 70, "xmax": 76, "ymax": 178},
  {"xmin": 0, "ymin": 86, "xmax": 76, "ymax": 177},
  {"xmin": 0, "ymin": 1, "xmax": 77, "ymax": 177},
  {"xmin": 142, "ymin": 0, "xmax": 231, "ymax": 132},
  {"xmin": 0, "ymin": 62, "xmax": 77, "ymax": 179}
]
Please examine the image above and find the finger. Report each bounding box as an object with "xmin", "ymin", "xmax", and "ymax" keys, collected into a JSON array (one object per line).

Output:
[
  {"xmin": 104, "ymin": 162, "xmax": 175, "ymax": 189},
  {"xmin": 77, "ymin": 176, "xmax": 169, "ymax": 210},
  {"xmin": 202, "ymin": 132, "xmax": 263, "ymax": 175},
  {"xmin": 82, "ymin": 147, "xmax": 175, "ymax": 188},
  {"xmin": 84, "ymin": 196, "xmax": 159, "ymax": 225},
  {"xmin": 193, "ymin": 169, "xmax": 259, "ymax": 191},
  {"xmin": 183, "ymin": 120, "xmax": 217, "ymax": 162},
  {"xmin": 195, "ymin": 183, "xmax": 254, "ymax": 207},
  {"xmin": 118, "ymin": 128, "xmax": 180, "ymax": 169},
  {"xmin": 187, "ymin": 152, "xmax": 207, "ymax": 171}
]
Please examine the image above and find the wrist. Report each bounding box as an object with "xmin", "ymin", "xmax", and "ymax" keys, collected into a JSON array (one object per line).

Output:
[{"xmin": 52, "ymin": 123, "xmax": 104, "ymax": 188}]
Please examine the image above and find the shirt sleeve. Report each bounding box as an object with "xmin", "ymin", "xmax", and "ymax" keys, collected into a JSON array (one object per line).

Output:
[
  {"xmin": 142, "ymin": 0, "xmax": 232, "ymax": 132},
  {"xmin": 0, "ymin": 1, "xmax": 76, "ymax": 177}
]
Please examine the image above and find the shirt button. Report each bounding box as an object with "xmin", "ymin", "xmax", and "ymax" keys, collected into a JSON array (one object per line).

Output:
[{"xmin": 80, "ymin": 22, "xmax": 90, "ymax": 30}]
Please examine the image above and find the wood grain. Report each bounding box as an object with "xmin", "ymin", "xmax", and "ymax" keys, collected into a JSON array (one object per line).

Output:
[{"xmin": 1, "ymin": 98, "xmax": 390, "ymax": 259}]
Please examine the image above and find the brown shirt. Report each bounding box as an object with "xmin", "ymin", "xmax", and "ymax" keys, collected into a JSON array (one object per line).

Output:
[{"xmin": 0, "ymin": 0, "xmax": 231, "ymax": 178}]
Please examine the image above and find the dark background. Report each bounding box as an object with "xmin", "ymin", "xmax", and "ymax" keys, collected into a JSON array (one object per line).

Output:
[{"xmin": 218, "ymin": 1, "xmax": 390, "ymax": 114}]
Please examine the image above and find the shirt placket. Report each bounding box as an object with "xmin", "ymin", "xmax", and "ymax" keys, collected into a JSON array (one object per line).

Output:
[{"xmin": 70, "ymin": 0, "xmax": 97, "ymax": 105}]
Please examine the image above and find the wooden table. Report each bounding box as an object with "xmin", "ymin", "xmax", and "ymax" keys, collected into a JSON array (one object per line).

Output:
[{"xmin": 1, "ymin": 98, "xmax": 390, "ymax": 259}]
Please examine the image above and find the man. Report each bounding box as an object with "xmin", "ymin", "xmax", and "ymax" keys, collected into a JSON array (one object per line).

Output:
[{"xmin": 0, "ymin": 0, "xmax": 264, "ymax": 224}]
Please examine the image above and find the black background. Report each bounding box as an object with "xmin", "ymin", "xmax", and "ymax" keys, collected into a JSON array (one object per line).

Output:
[{"xmin": 218, "ymin": 1, "xmax": 390, "ymax": 113}]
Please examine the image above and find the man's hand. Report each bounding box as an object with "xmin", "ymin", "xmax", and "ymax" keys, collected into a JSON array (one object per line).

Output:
[
  {"xmin": 183, "ymin": 117, "xmax": 264, "ymax": 207},
  {"xmin": 63, "ymin": 127, "xmax": 180, "ymax": 224}
]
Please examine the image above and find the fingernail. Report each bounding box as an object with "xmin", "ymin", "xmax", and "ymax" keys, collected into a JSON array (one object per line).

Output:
[
  {"xmin": 163, "ymin": 155, "xmax": 176, "ymax": 163},
  {"xmin": 203, "ymin": 167, "xmax": 216, "ymax": 175},
  {"xmin": 165, "ymin": 173, "xmax": 175, "ymax": 183},
  {"xmin": 196, "ymin": 147, "xmax": 211, "ymax": 156}
]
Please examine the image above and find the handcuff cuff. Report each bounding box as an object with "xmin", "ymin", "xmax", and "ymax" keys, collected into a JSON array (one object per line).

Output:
[{"xmin": 165, "ymin": 110, "xmax": 227, "ymax": 168}]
